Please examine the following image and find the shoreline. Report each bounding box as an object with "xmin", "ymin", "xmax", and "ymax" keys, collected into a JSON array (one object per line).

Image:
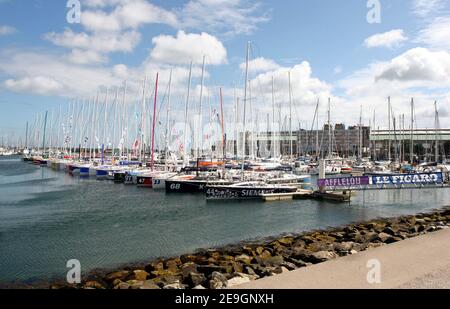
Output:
[{"xmin": 3, "ymin": 206, "xmax": 450, "ymax": 289}]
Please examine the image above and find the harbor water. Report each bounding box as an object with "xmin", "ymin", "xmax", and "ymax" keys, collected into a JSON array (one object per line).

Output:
[{"xmin": 1, "ymin": 156, "xmax": 449, "ymax": 284}]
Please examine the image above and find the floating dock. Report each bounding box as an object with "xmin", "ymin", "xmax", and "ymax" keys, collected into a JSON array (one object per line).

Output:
[{"xmin": 261, "ymin": 189, "xmax": 352, "ymax": 203}]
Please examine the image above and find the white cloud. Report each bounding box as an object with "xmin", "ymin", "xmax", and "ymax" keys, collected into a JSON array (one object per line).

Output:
[
  {"xmin": 67, "ymin": 49, "xmax": 107, "ymax": 65},
  {"xmin": 81, "ymin": 0, "xmax": 178, "ymax": 32},
  {"xmin": 240, "ymin": 57, "xmax": 280, "ymax": 73},
  {"xmin": 150, "ymin": 31, "xmax": 227, "ymax": 65},
  {"xmin": 45, "ymin": 29, "xmax": 141, "ymax": 54},
  {"xmin": 336, "ymin": 48, "xmax": 450, "ymax": 128},
  {"xmin": 416, "ymin": 16, "xmax": 450, "ymax": 51},
  {"xmin": 375, "ymin": 47, "xmax": 450, "ymax": 84},
  {"xmin": 0, "ymin": 25, "xmax": 16, "ymax": 36},
  {"xmin": 412, "ymin": 0, "xmax": 445, "ymax": 17},
  {"xmin": 364, "ymin": 29, "xmax": 408, "ymax": 49},
  {"xmin": 179, "ymin": 0, "xmax": 270, "ymax": 37},
  {"xmin": 4, "ymin": 76, "xmax": 64, "ymax": 96}
]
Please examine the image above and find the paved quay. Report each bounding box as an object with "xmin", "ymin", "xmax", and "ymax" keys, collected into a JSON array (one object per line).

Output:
[{"xmin": 235, "ymin": 228, "xmax": 450, "ymax": 289}]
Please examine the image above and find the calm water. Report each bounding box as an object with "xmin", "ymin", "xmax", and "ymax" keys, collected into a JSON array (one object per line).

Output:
[{"xmin": 0, "ymin": 156, "xmax": 449, "ymax": 284}]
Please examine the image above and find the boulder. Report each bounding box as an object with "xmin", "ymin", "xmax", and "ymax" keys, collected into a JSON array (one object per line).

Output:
[
  {"xmin": 235, "ymin": 254, "xmax": 253, "ymax": 265},
  {"xmin": 163, "ymin": 282, "xmax": 185, "ymax": 289},
  {"xmin": 83, "ymin": 281, "xmax": 104, "ymax": 289},
  {"xmin": 132, "ymin": 270, "xmax": 149, "ymax": 281},
  {"xmin": 277, "ymin": 237, "xmax": 294, "ymax": 246},
  {"xmin": 180, "ymin": 262, "xmax": 198, "ymax": 278},
  {"xmin": 197, "ymin": 265, "xmax": 233, "ymax": 276},
  {"xmin": 333, "ymin": 241, "xmax": 355, "ymax": 253},
  {"xmin": 114, "ymin": 282, "xmax": 131, "ymax": 289},
  {"xmin": 209, "ymin": 272, "xmax": 228, "ymax": 289},
  {"xmin": 382, "ymin": 227, "xmax": 397, "ymax": 236},
  {"xmin": 139, "ymin": 280, "xmax": 161, "ymax": 289},
  {"xmin": 193, "ymin": 285, "xmax": 206, "ymax": 289},
  {"xmin": 311, "ymin": 251, "xmax": 338, "ymax": 263},
  {"xmin": 378, "ymin": 232, "xmax": 393, "ymax": 243},
  {"xmin": 105, "ymin": 270, "xmax": 130, "ymax": 282},
  {"xmin": 188, "ymin": 272, "xmax": 207, "ymax": 287},
  {"xmin": 145, "ymin": 261, "xmax": 164, "ymax": 273}
]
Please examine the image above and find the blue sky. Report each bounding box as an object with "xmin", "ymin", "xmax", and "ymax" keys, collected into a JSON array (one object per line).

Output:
[{"xmin": 1, "ymin": 0, "xmax": 450, "ymax": 143}]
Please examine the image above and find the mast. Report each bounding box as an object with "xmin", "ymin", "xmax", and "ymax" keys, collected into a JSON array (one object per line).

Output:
[
  {"xmin": 288, "ymin": 71, "xmax": 293, "ymax": 159},
  {"xmin": 25, "ymin": 122, "xmax": 28, "ymax": 151},
  {"xmin": 42, "ymin": 110, "xmax": 48, "ymax": 155},
  {"xmin": 316, "ymin": 100, "xmax": 320, "ymax": 159},
  {"xmin": 140, "ymin": 77, "xmax": 147, "ymax": 162},
  {"xmin": 271, "ymin": 77, "xmax": 276, "ymax": 159},
  {"xmin": 183, "ymin": 62, "xmax": 193, "ymax": 167},
  {"xmin": 165, "ymin": 69, "xmax": 173, "ymax": 170},
  {"xmin": 197, "ymin": 56, "xmax": 206, "ymax": 159},
  {"xmin": 241, "ymin": 41, "xmax": 250, "ymax": 180},
  {"xmin": 388, "ymin": 96, "xmax": 391, "ymax": 161},
  {"xmin": 358, "ymin": 105, "xmax": 363, "ymax": 160},
  {"xmin": 120, "ymin": 81, "xmax": 127, "ymax": 159},
  {"xmin": 410, "ymin": 98, "xmax": 414, "ymax": 164},
  {"xmin": 219, "ymin": 87, "xmax": 225, "ymax": 159},
  {"xmin": 327, "ymin": 98, "xmax": 331, "ymax": 159},
  {"xmin": 435, "ymin": 101, "xmax": 439, "ymax": 163},
  {"xmin": 151, "ymin": 73, "xmax": 159, "ymax": 171}
]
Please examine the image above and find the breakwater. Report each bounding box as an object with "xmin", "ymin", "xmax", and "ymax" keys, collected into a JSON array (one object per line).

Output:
[{"xmin": 50, "ymin": 206, "xmax": 450, "ymax": 289}]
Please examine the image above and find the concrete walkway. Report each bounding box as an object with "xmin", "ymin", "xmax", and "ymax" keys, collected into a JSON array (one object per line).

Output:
[{"xmin": 235, "ymin": 228, "xmax": 450, "ymax": 289}]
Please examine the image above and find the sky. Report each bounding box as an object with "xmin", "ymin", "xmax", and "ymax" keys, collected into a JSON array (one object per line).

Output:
[{"xmin": 0, "ymin": 0, "xmax": 450, "ymax": 144}]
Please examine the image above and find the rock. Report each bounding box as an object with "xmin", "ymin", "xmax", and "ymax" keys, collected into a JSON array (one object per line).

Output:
[
  {"xmin": 209, "ymin": 272, "xmax": 228, "ymax": 289},
  {"xmin": 333, "ymin": 241, "xmax": 355, "ymax": 253},
  {"xmin": 132, "ymin": 270, "xmax": 149, "ymax": 281},
  {"xmin": 114, "ymin": 282, "xmax": 131, "ymax": 289},
  {"xmin": 145, "ymin": 261, "xmax": 164, "ymax": 273},
  {"xmin": 180, "ymin": 254, "xmax": 197, "ymax": 264},
  {"xmin": 426, "ymin": 226, "xmax": 437, "ymax": 232},
  {"xmin": 415, "ymin": 218, "xmax": 426, "ymax": 224},
  {"xmin": 271, "ymin": 266, "xmax": 290, "ymax": 275},
  {"xmin": 259, "ymin": 250, "xmax": 272, "ymax": 260},
  {"xmin": 188, "ymin": 272, "xmax": 207, "ymax": 287},
  {"xmin": 355, "ymin": 232, "xmax": 379, "ymax": 243},
  {"xmin": 280, "ymin": 261, "xmax": 297, "ymax": 271},
  {"xmin": 152, "ymin": 275, "xmax": 182, "ymax": 287},
  {"xmin": 256, "ymin": 254, "xmax": 284, "ymax": 267},
  {"xmin": 232, "ymin": 262, "xmax": 243, "ymax": 273},
  {"xmin": 138, "ymin": 280, "xmax": 160, "ymax": 289},
  {"xmin": 382, "ymin": 227, "xmax": 397, "ymax": 236},
  {"xmin": 235, "ymin": 254, "xmax": 253, "ymax": 265},
  {"xmin": 227, "ymin": 276, "xmax": 250, "ymax": 287},
  {"xmin": 311, "ymin": 251, "xmax": 338, "ymax": 263},
  {"xmin": 165, "ymin": 259, "xmax": 180, "ymax": 272},
  {"xmin": 180, "ymin": 262, "xmax": 198, "ymax": 278},
  {"xmin": 163, "ymin": 282, "xmax": 185, "ymax": 289},
  {"xmin": 307, "ymin": 241, "xmax": 334, "ymax": 252},
  {"xmin": 378, "ymin": 232, "xmax": 393, "ymax": 243},
  {"xmin": 197, "ymin": 265, "xmax": 233, "ymax": 276},
  {"xmin": 105, "ymin": 270, "xmax": 130, "ymax": 282},
  {"xmin": 278, "ymin": 237, "xmax": 294, "ymax": 246},
  {"xmin": 231, "ymin": 272, "xmax": 259, "ymax": 281},
  {"xmin": 193, "ymin": 285, "xmax": 206, "ymax": 289},
  {"xmin": 314, "ymin": 234, "xmax": 336, "ymax": 243},
  {"xmin": 83, "ymin": 281, "xmax": 104, "ymax": 289},
  {"xmin": 285, "ymin": 257, "xmax": 308, "ymax": 268},
  {"xmin": 350, "ymin": 249, "xmax": 358, "ymax": 255},
  {"xmin": 418, "ymin": 225, "xmax": 426, "ymax": 232},
  {"xmin": 244, "ymin": 266, "xmax": 257, "ymax": 276}
]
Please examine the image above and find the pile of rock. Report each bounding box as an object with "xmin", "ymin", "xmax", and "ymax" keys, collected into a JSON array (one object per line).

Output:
[{"xmin": 52, "ymin": 206, "xmax": 450, "ymax": 289}]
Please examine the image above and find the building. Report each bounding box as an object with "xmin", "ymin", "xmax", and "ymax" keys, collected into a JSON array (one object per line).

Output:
[{"xmin": 370, "ymin": 129, "xmax": 450, "ymax": 162}]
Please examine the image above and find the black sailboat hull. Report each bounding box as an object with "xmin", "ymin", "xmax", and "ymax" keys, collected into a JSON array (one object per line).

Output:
[
  {"xmin": 165, "ymin": 180, "xmax": 233, "ymax": 193},
  {"xmin": 205, "ymin": 186, "xmax": 298, "ymax": 200}
]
